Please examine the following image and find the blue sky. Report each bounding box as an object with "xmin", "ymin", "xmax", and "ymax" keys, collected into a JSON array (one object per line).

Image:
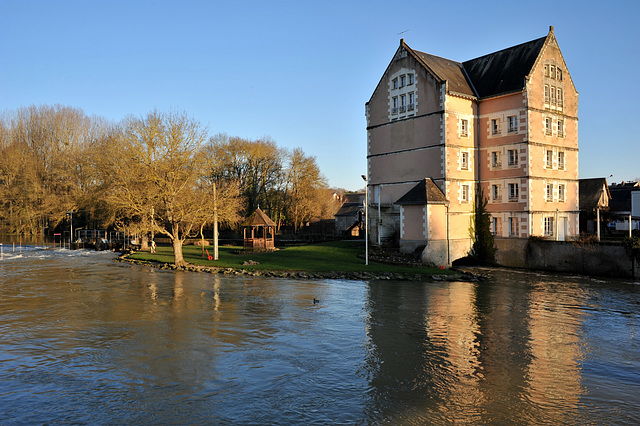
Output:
[{"xmin": 1, "ymin": 0, "xmax": 638, "ymax": 191}]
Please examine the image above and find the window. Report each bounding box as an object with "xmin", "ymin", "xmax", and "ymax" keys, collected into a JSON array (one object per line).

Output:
[
  {"xmin": 492, "ymin": 217, "xmax": 499, "ymax": 235},
  {"xmin": 544, "ymin": 64, "xmax": 549, "ymax": 77},
  {"xmin": 546, "ymin": 183, "xmax": 553, "ymax": 202},
  {"xmin": 461, "ymin": 184, "xmax": 470, "ymax": 202},
  {"xmin": 408, "ymin": 73, "xmax": 414, "ymax": 85},
  {"xmin": 408, "ymin": 92, "xmax": 415, "ymax": 111},
  {"xmin": 550, "ymin": 65, "xmax": 555, "ymax": 79},
  {"xmin": 508, "ymin": 183, "xmax": 519, "ymax": 201},
  {"xmin": 492, "ymin": 151, "xmax": 501, "ymax": 168},
  {"xmin": 400, "ymin": 95, "xmax": 406, "ymax": 112},
  {"xmin": 460, "ymin": 151, "xmax": 469, "ymax": 170},
  {"xmin": 400, "ymin": 75, "xmax": 406, "ymax": 87},
  {"xmin": 491, "ymin": 119, "xmax": 499, "ymax": 135},
  {"xmin": 508, "ymin": 149, "xmax": 518, "ymax": 166},
  {"xmin": 460, "ymin": 119, "xmax": 469, "ymax": 137},
  {"xmin": 492, "ymin": 184, "xmax": 501, "ymax": 201},
  {"xmin": 546, "ymin": 150, "xmax": 553, "ymax": 168},
  {"xmin": 392, "ymin": 97, "xmax": 398, "ymax": 114},
  {"xmin": 509, "ymin": 217, "xmax": 518, "ymax": 237},
  {"xmin": 550, "ymin": 86, "xmax": 556, "ymax": 104},
  {"xmin": 508, "ymin": 116, "xmax": 518, "ymax": 133},
  {"xmin": 392, "ymin": 78, "xmax": 398, "ymax": 89},
  {"xmin": 558, "ymin": 120, "xmax": 564, "ymax": 138},
  {"xmin": 557, "ymin": 88, "xmax": 563, "ymax": 107},
  {"xmin": 544, "ymin": 217, "xmax": 554, "ymax": 237},
  {"xmin": 559, "ymin": 184, "xmax": 565, "ymax": 202},
  {"xmin": 545, "ymin": 117, "xmax": 552, "ymax": 135},
  {"xmin": 558, "ymin": 151, "xmax": 565, "ymax": 169},
  {"xmin": 557, "ymin": 68, "xmax": 563, "ymax": 81},
  {"xmin": 544, "ymin": 85, "xmax": 550, "ymax": 103}
]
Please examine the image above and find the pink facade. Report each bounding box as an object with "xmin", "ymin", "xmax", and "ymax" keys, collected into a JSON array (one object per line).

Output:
[{"xmin": 366, "ymin": 27, "xmax": 579, "ymax": 264}]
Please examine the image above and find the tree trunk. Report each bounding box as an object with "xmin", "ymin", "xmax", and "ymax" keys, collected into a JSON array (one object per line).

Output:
[
  {"xmin": 172, "ymin": 237, "xmax": 186, "ymax": 267},
  {"xmin": 168, "ymin": 221, "xmax": 185, "ymax": 267},
  {"xmin": 141, "ymin": 234, "xmax": 149, "ymax": 251}
]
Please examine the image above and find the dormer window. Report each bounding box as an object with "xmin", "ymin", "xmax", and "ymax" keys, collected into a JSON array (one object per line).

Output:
[{"xmin": 557, "ymin": 68, "xmax": 563, "ymax": 81}]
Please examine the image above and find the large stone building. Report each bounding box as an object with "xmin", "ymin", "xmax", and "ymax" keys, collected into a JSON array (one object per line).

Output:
[{"xmin": 365, "ymin": 26, "xmax": 579, "ymax": 265}]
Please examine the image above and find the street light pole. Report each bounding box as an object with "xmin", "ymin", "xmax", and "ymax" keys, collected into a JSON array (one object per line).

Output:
[{"xmin": 361, "ymin": 174, "xmax": 368, "ymax": 266}]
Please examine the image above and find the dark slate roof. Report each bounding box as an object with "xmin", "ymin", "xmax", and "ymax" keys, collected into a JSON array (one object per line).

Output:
[
  {"xmin": 408, "ymin": 33, "xmax": 547, "ymax": 99},
  {"xmin": 242, "ymin": 207, "xmax": 276, "ymax": 227},
  {"xmin": 335, "ymin": 203, "xmax": 363, "ymax": 217},
  {"xmin": 413, "ymin": 51, "xmax": 475, "ymax": 97},
  {"xmin": 579, "ymin": 178, "xmax": 610, "ymax": 212},
  {"xmin": 608, "ymin": 182, "xmax": 640, "ymax": 214},
  {"xmin": 462, "ymin": 36, "xmax": 546, "ymax": 98},
  {"xmin": 396, "ymin": 178, "xmax": 448, "ymax": 205}
]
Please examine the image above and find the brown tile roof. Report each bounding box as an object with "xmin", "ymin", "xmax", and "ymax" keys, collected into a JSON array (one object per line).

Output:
[
  {"xmin": 242, "ymin": 207, "xmax": 276, "ymax": 227},
  {"xmin": 396, "ymin": 178, "xmax": 448, "ymax": 205}
]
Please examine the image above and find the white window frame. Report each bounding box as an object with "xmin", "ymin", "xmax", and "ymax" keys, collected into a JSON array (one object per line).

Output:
[
  {"xmin": 546, "ymin": 183, "xmax": 553, "ymax": 202},
  {"xmin": 460, "ymin": 151, "xmax": 469, "ymax": 170},
  {"xmin": 508, "ymin": 149, "xmax": 518, "ymax": 166},
  {"xmin": 392, "ymin": 78, "xmax": 398, "ymax": 89},
  {"xmin": 460, "ymin": 119, "xmax": 469, "ymax": 138},
  {"xmin": 558, "ymin": 151, "xmax": 565, "ymax": 170},
  {"xmin": 559, "ymin": 184, "xmax": 566, "ymax": 202},
  {"xmin": 400, "ymin": 75, "xmax": 406, "ymax": 87},
  {"xmin": 491, "ymin": 119, "xmax": 499, "ymax": 135},
  {"xmin": 461, "ymin": 184, "xmax": 470, "ymax": 203},
  {"xmin": 545, "ymin": 117, "xmax": 552, "ymax": 135},
  {"xmin": 492, "ymin": 151, "xmax": 501, "ymax": 168},
  {"xmin": 392, "ymin": 97, "xmax": 398, "ymax": 115},
  {"xmin": 544, "ymin": 85, "xmax": 550, "ymax": 103},
  {"xmin": 492, "ymin": 184, "xmax": 501, "ymax": 201},
  {"xmin": 508, "ymin": 183, "xmax": 519, "ymax": 202},
  {"xmin": 557, "ymin": 88, "xmax": 563, "ymax": 107},
  {"xmin": 544, "ymin": 217, "xmax": 554, "ymax": 237},
  {"xmin": 558, "ymin": 120, "xmax": 564, "ymax": 138},
  {"xmin": 557, "ymin": 68, "xmax": 563, "ymax": 81},
  {"xmin": 550, "ymin": 86, "xmax": 556, "ymax": 104},
  {"xmin": 508, "ymin": 116, "xmax": 518, "ymax": 133},
  {"xmin": 408, "ymin": 73, "xmax": 414, "ymax": 85},
  {"xmin": 509, "ymin": 217, "xmax": 517, "ymax": 237},
  {"xmin": 546, "ymin": 150, "xmax": 553, "ymax": 169},
  {"xmin": 408, "ymin": 92, "xmax": 414, "ymax": 111}
]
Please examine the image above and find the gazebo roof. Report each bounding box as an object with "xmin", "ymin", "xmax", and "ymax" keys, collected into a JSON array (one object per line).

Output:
[{"xmin": 242, "ymin": 207, "xmax": 276, "ymax": 227}]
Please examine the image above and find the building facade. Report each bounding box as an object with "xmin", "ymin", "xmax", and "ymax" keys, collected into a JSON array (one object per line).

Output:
[{"xmin": 365, "ymin": 27, "xmax": 579, "ymax": 265}]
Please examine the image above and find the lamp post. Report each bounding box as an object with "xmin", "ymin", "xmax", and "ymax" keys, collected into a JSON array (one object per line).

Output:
[
  {"xmin": 66, "ymin": 211, "xmax": 74, "ymax": 249},
  {"xmin": 361, "ymin": 174, "xmax": 369, "ymax": 266}
]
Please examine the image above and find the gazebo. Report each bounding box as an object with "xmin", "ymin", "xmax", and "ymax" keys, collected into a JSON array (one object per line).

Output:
[{"xmin": 242, "ymin": 207, "xmax": 276, "ymax": 251}]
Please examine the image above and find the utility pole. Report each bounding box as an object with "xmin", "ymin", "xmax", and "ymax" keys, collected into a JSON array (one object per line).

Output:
[{"xmin": 213, "ymin": 182, "xmax": 219, "ymax": 260}]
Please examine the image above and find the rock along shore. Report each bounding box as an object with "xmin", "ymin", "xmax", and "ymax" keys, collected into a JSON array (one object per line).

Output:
[{"xmin": 115, "ymin": 253, "xmax": 485, "ymax": 283}]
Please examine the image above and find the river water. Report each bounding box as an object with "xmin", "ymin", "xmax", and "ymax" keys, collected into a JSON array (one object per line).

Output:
[{"xmin": 0, "ymin": 245, "xmax": 638, "ymax": 424}]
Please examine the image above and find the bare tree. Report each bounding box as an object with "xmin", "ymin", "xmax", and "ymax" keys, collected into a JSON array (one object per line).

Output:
[{"xmin": 104, "ymin": 110, "xmax": 234, "ymax": 267}]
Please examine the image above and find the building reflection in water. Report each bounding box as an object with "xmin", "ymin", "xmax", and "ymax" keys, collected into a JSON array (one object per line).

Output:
[{"xmin": 362, "ymin": 275, "xmax": 586, "ymax": 423}]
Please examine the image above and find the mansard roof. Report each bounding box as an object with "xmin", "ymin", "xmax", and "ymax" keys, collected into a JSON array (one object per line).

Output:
[{"xmin": 396, "ymin": 178, "xmax": 448, "ymax": 205}]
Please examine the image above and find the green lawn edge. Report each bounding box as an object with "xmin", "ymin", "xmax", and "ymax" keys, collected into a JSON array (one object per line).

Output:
[{"xmin": 126, "ymin": 240, "xmax": 457, "ymax": 277}]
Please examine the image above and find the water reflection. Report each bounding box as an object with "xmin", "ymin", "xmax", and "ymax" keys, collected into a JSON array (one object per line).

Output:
[
  {"xmin": 0, "ymin": 249, "xmax": 638, "ymax": 423},
  {"xmin": 362, "ymin": 271, "xmax": 639, "ymax": 424}
]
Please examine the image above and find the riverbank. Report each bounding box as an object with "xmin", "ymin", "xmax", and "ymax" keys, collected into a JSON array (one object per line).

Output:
[{"xmin": 119, "ymin": 240, "xmax": 482, "ymax": 282}]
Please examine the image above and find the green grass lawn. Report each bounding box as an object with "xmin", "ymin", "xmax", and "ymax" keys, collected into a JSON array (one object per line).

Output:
[{"xmin": 127, "ymin": 240, "xmax": 454, "ymax": 276}]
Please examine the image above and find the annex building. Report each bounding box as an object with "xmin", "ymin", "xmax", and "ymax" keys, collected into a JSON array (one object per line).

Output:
[{"xmin": 365, "ymin": 26, "xmax": 579, "ymax": 265}]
